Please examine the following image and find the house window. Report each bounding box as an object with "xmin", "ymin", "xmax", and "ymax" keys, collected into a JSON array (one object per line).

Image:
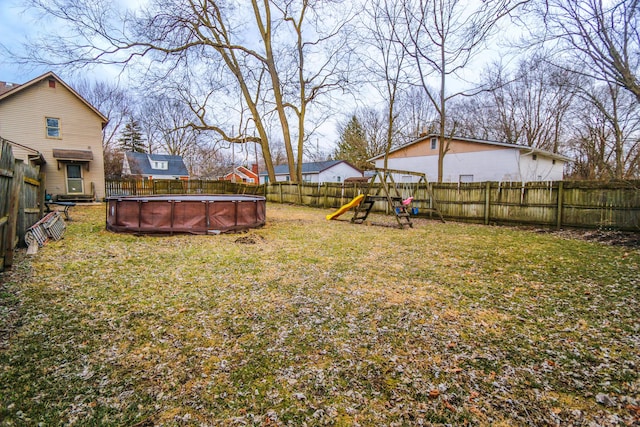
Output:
[
  {"xmin": 48, "ymin": 80, "xmax": 56, "ymax": 88},
  {"xmin": 46, "ymin": 117, "xmax": 61, "ymax": 138},
  {"xmin": 151, "ymin": 161, "xmax": 168, "ymax": 170},
  {"xmin": 431, "ymin": 137, "xmax": 437, "ymax": 150},
  {"xmin": 552, "ymin": 159, "xmax": 556, "ymax": 165},
  {"xmin": 459, "ymin": 174, "xmax": 474, "ymax": 183},
  {"xmin": 532, "ymin": 154, "xmax": 538, "ymax": 161}
]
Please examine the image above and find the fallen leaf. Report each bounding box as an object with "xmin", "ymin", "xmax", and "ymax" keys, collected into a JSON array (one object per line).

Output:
[{"xmin": 443, "ymin": 399, "xmax": 456, "ymax": 412}]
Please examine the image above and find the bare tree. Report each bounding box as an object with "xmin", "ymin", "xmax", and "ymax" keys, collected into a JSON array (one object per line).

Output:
[
  {"xmin": 453, "ymin": 55, "xmax": 576, "ymax": 151},
  {"xmin": 526, "ymin": 0, "xmax": 640, "ymax": 178},
  {"xmin": 192, "ymin": 144, "xmax": 233, "ymax": 179},
  {"xmin": 273, "ymin": 1, "xmax": 355, "ymax": 181},
  {"xmin": 15, "ymin": 0, "xmax": 354, "ymax": 183},
  {"xmin": 445, "ymin": 90, "xmax": 501, "ymax": 141},
  {"xmin": 536, "ymin": 0, "xmax": 640, "ymax": 103},
  {"xmin": 72, "ymin": 79, "xmax": 135, "ymax": 177},
  {"xmin": 359, "ymin": 107, "xmax": 393, "ymax": 158},
  {"xmin": 400, "ymin": 0, "xmax": 528, "ymax": 181},
  {"xmin": 395, "ymin": 86, "xmax": 439, "ymax": 143},
  {"xmin": 357, "ymin": 0, "xmax": 411, "ymax": 169},
  {"xmin": 139, "ymin": 96, "xmax": 201, "ymax": 156},
  {"xmin": 568, "ymin": 80, "xmax": 640, "ymax": 179},
  {"xmin": 72, "ymin": 78, "xmax": 133, "ymax": 151},
  {"xmin": 138, "ymin": 95, "xmax": 229, "ymax": 177}
]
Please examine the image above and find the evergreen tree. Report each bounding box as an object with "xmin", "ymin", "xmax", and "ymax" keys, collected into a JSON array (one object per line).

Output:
[
  {"xmin": 118, "ymin": 118, "xmax": 147, "ymax": 153},
  {"xmin": 333, "ymin": 115, "xmax": 370, "ymax": 169}
]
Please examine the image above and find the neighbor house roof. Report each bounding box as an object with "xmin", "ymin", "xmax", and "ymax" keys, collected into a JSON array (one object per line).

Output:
[
  {"xmin": 259, "ymin": 160, "xmax": 361, "ymax": 176},
  {"xmin": 0, "ymin": 71, "xmax": 108, "ymax": 127},
  {"xmin": 236, "ymin": 165, "xmax": 258, "ymax": 178},
  {"xmin": 0, "ymin": 82, "xmax": 19, "ymax": 96},
  {"xmin": 125, "ymin": 152, "xmax": 189, "ymax": 176},
  {"xmin": 369, "ymin": 134, "xmax": 572, "ymax": 162},
  {"xmin": 224, "ymin": 166, "xmax": 258, "ymax": 180}
]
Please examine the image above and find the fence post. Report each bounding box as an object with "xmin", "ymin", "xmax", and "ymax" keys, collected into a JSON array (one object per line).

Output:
[
  {"xmin": 484, "ymin": 181, "xmax": 491, "ymax": 225},
  {"xmin": 4, "ymin": 161, "xmax": 23, "ymax": 269},
  {"xmin": 38, "ymin": 171, "xmax": 46, "ymax": 217},
  {"xmin": 323, "ymin": 183, "xmax": 328, "ymax": 208},
  {"xmin": 428, "ymin": 182, "xmax": 433, "ymax": 219},
  {"xmin": 556, "ymin": 181, "xmax": 564, "ymax": 229}
]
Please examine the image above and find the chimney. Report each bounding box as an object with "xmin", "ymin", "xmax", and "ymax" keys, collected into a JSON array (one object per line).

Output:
[{"xmin": 251, "ymin": 163, "xmax": 258, "ymax": 176}]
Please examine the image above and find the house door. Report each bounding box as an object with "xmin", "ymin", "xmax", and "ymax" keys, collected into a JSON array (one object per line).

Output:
[{"xmin": 66, "ymin": 164, "xmax": 84, "ymax": 194}]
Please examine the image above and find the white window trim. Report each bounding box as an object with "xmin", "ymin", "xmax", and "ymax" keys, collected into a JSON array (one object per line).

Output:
[
  {"xmin": 151, "ymin": 160, "xmax": 169, "ymax": 170},
  {"xmin": 46, "ymin": 117, "xmax": 61, "ymax": 139}
]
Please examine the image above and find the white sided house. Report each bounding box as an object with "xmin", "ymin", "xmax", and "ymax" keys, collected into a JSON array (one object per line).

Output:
[
  {"xmin": 369, "ymin": 134, "xmax": 571, "ymax": 183},
  {"xmin": 259, "ymin": 160, "xmax": 363, "ymax": 184}
]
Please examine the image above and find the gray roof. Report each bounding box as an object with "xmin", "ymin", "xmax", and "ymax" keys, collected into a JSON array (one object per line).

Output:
[
  {"xmin": 260, "ymin": 160, "xmax": 360, "ymax": 176},
  {"xmin": 125, "ymin": 152, "xmax": 189, "ymax": 176}
]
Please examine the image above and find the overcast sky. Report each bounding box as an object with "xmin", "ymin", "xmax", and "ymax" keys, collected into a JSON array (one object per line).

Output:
[
  {"xmin": 0, "ymin": 0, "xmax": 142, "ymax": 85},
  {"xmin": 0, "ymin": 0, "xmax": 519, "ymax": 153},
  {"xmin": 0, "ymin": 0, "xmax": 50, "ymax": 83}
]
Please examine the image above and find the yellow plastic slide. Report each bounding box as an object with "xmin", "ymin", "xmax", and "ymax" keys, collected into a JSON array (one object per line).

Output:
[{"xmin": 326, "ymin": 194, "xmax": 365, "ymax": 220}]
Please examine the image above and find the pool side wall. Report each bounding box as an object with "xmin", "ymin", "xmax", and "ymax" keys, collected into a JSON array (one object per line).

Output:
[{"xmin": 106, "ymin": 195, "xmax": 266, "ymax": 234}]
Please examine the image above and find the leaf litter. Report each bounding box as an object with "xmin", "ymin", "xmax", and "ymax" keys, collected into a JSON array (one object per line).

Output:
[{"xmin": 0, "ymin": 204, "xmax": 638, "ymax": 426}]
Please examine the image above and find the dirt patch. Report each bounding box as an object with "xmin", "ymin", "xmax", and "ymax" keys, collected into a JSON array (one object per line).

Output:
[
  {"xmin": 234, "ymin": 234, "xmax": 265, "ymax": 245},
  {"xmin": 537, "ymin": 229, "xmax": 640, "ymax": 248}
]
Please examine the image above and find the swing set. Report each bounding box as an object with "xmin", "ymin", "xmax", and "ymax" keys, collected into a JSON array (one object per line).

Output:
[{"xmin": 350, "ymin": 168, "xmax": 445, "ymax": 229}]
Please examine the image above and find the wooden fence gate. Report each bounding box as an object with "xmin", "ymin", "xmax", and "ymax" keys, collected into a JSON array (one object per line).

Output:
[{"xmin": 0, "ymin": 138, "xmax": 44, "ymax": 271}]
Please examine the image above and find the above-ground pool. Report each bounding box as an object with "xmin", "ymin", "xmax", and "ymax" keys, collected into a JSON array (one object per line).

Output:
[{"xmin": 106, "ymin": 194, "xmax": 266, "ymax": 234}]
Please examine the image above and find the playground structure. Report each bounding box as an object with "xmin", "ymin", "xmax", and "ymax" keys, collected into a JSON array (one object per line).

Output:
[
  {"xmin": 351, "ymin": 168, "xmax": 444, "ymax": 229},
  {"xmin": 326, "ymin": 194, "xmax": 365, "ymax": 220}
]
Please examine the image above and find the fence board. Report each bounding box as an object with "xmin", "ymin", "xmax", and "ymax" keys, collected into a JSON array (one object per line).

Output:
[
  {"xmin": 0, "ymin": 139, "xmax": 46, "ymax": 270},
  {"xmin": 0, "ymin": 140, "xmax": 15, "ymax": 270},
  {"xmin": 104, "ymin": 178, "xmax": 640, "ymax": 231}
]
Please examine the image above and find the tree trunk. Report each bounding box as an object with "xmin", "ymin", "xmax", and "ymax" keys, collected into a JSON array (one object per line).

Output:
[{"xmin": 253, "ymin": 0, "xmax": 297, "ymax": 183}]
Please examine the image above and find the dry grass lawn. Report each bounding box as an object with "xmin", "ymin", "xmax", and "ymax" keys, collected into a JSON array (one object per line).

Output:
[{"xmin": 1, "ymin": 203, "xmax": 639, "ymax": 426}]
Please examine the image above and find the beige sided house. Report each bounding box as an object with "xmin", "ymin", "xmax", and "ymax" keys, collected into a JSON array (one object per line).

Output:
[{"xmin": 0, "ymin": 72, "xmax": 107, "ymax": 201}]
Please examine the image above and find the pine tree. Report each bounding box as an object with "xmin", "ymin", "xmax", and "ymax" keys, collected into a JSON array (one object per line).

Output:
[
  {"xmin": 333, "ymin": 115, "xmax": 369, "ymax": 169},
  {"xmin": 118, "ymin": 118, "xmax": 147, "ymax": 153}
]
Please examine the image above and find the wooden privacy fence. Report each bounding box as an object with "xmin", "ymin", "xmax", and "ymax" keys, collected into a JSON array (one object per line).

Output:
[
  {"xmin": 256, "ymin": 180, "xmax": 640, "ymax": 231},
  {"xmin": 105, "ymin": 178, "xmax": 640, "ymax": 231},
  {"xmin": 1, "ymin": 138, "xmax": 45, "ymax": 271},
  {"xmin": 431, "ymin": 181, "xmax": 639, "ymax": 230},
  {"xmin": 105, "ymin": 179, "xmax": 266, "ymax": 197}
]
